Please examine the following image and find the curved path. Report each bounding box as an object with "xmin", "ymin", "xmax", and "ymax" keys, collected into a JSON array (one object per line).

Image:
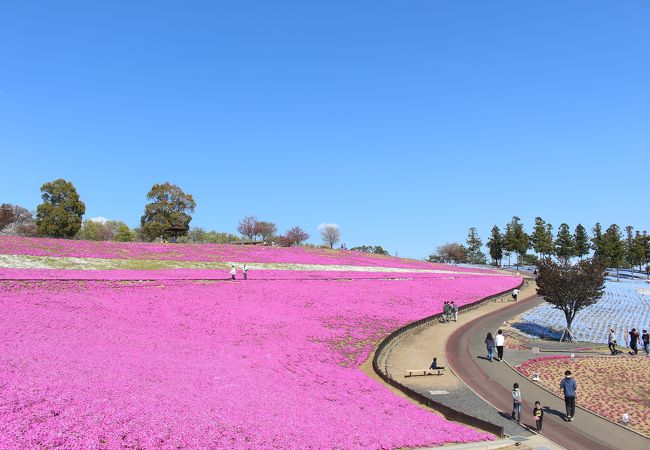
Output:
[{"xmin": 446, "ymin": 293, "xmax": 649, "ymax": 450}]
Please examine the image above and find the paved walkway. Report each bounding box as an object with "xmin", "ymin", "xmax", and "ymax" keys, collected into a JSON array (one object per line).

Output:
[
  {"xmin": 446, "ymin": 292, "xmax": 650, "ymax": 450},
  {"xmin": 371, "ymin": 281, "xmax": 564, "ymax": 448}
]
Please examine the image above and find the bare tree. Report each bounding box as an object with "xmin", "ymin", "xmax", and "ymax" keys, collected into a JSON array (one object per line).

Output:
[
  {"xmin": 319, "ymin": 224, "xmax": 340, "ymax": 249},
  {"xmin": 237, "ymin": 216, "xmax": 259, "ymax": 241},
  {"xmin": 429, "ymin": 242, "xmax": 467, "ymax": 264},
  {"xmin": 536, "ymin": 257, "xmax": 605, "ymax": 342},
  {"xmin": 286, "ymin": 226, "xmax": 309, "ymax": 245},
  {"xmin": 256, "ymin": 221, "xmax": 278, "ymax": 242}
]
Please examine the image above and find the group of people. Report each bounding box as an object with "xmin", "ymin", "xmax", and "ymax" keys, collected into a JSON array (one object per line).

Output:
[
  {"xmin": 442, "ymin": 301, "xmax": 459, "ymax": 322},
  {"xmin": 510, "ymin": 370, "xmax": 577, "ymax": 431},
  {"xmin": 607, "ymin": 327, "xmax": 650, "ymax": 355},
  {"xmin": 484, "ymin": 329, "xmax": 505, "ymax": 361},
  {"xmin": 229, "ymin": 264, "xmax": 248, "ymax": 280}
]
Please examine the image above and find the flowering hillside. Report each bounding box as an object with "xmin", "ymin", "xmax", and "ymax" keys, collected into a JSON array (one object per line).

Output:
[
  {"xmin": 0, "ymin": 236, "xmax": 445, "ymax": 269},
  {"xmin": 0, "ymin": 238, "xmax": 521, "ymax": 448}
]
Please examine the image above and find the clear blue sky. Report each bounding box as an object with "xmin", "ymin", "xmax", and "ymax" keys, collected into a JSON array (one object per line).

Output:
[{"xmin": 1, "ymin": 1, "xmax": 649, "ymax": 258}]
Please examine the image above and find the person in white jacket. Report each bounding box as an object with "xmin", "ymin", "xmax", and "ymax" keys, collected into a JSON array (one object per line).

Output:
[{"xmin": 495, "ymin": 329, "xmax": 505, "ymax": 361}]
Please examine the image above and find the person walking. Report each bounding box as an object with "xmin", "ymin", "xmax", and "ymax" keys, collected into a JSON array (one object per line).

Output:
[
  {"xmin": 629, "ymin": 328, "xmax": 640, "ymax": 355},
  {"xmin": 533, "ymin": 401, "xmax": 544, "ymax": 432},
  {"xmin": 642, "ymin": 329, "xmax": 649, "ymax": 355},
  {"xmin": 452, "ymin": 301, "xmax": 459, "ymax": 322},
  {"xmin": 607, "ymin": 328, "xmax": 617, "ymax": 355},
  {"xmin": 495, "ymin": 329, "xmax": 505, "ymax": 361},
  {"xmin": 485, "ymin": 332, "xmax": 495, "ymax": 361},
  {"xmin": 560, "ymin": 370, "xmax": 577, "ymax": 421},
  {"xmin": 443, "ymin": 302, "xmax": 450, "ymax": 323},
  {"xmin": 511, "ymin": 383, "xmax": 522, "ymax": 423},
  {"xmin": 512, "ymin": 288, "xmax": 520, "ymax": 301},
  {"xmin": 230, "ymin": 265, "xmax": 237, "ymax": 280},
  {"xmin": 243, "ymin": 264, "xmax": 248, "ymax": 280}
]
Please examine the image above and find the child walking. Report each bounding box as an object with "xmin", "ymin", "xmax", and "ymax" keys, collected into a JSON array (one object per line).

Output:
[
  {"xmin": 511, "ymin": 383, "xmax": 522, "ymax": 423},
  {"xmin": 533, "ymin": 401, "xmax": 544, "ymax": 431}
]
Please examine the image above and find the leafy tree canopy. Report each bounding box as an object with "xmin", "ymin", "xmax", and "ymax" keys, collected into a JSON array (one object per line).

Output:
[
  {"xmin": 140, "ymin": 182, "xmax": 195, "ymax": 241},
  {"xmin": 36, "ymin": 179, "xmax": 86, "ymax": 238}
]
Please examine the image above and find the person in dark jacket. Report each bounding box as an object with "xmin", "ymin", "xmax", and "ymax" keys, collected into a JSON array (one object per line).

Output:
[
  {"xmin": 629, "ymin": 328, "xmax": 640, "ymax": 355},
  {"xmin": 485, "ymin": 332, "xmax": 495, "ymax": 361},
  {"xmin": 429, "ymin": 357, "xmax": 444, "ymax": 370},
  {"xmin": 533, "ymin": 401, "xmax": 544, "ymax": 431},
  {"xmin": 560, "ymin": 370, "xmax": 577, "ymax": 421},
  {"xmin": 642, "ymin": 329, "xmax": 649, "ymax": 355}
]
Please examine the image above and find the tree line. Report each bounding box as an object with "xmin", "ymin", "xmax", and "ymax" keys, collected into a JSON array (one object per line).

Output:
[
  {"xmin": 429, "ymin": 216, "xmax": 650, "ymax": 276},
  {"xmin": 1, "ymin": 178, "xmax": 364, "ymax": 250}
]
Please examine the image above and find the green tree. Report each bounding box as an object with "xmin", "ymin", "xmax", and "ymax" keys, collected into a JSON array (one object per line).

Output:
[
  {"xmin": 35, "ymin": 178, "xmax": 86, "ymax": 238},
  {"xmin": 573, "ymin": 224, "xmax": 590, "ymax": 259},
  {"xmin": 627, "ymin": 230, "xmax": 648, "ymax": 272},
  {"xmin": 591, "ymin": 223, "xmax": 605, "ymax": 258},
  {"xmin": 536, "ymin": 257, "xmax": 605, "ymax": 342},
  {"xmin": 188, "ymin": 227, "xmax": 208, "ymax": 243},
  {"xmin": 602, "ymin": 224, "xmax": 625, "ymax": 281},
  {"xmin": 504, "ymin": 216, "xmax": 529, "ymax": 269},
  {"xmin": 487, "ymin": 225, "xmax": 504, "ymax": 266},
  {"xmin": 465, "ymin": 227, "xmax": 486, "ymax": 264},
  {"xmin": 554, "ymin": 223, "xmax": 575, "ymax": 262},
  {"xmin": 115, "ymin": 224, "xmax": 134, "ymax": 242},
  {"xmin": 531, "ymin": 217, "xmax": 554, "ymax": 258},
  {"xmin": 350, "ymin": 245, "xmax": 389, "ymax": 255},
  {"xmin": 205, "ymin": 230, "xmax": 239, "ymax": 244},
  {"xmin": 140, "ymin": 183, "xmax": 196, "ymax": 241}
]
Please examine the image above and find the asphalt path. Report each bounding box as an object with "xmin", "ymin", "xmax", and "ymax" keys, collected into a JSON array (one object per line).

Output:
[{"xmin": 446, "ymin": 294, "xmax": 649, "ymax": 450}]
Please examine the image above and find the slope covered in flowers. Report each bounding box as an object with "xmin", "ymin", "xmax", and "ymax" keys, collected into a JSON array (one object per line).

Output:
[
  {"xmin": 0, "ymin": 236, "xmax": 491, "ymax": 272},
  {"xmin": 0, "ymin": 238, "xmax": 521, "ymax": 448}
]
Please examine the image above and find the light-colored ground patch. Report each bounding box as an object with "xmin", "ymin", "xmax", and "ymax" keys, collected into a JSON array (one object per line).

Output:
[{"xmin": 0, "ymin": 253, "xmax": 507, "ymax": 276}]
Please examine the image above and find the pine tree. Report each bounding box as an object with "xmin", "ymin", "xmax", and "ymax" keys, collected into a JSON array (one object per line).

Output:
[
  {"xmin": 602, "ymin": 224, "xmax": 625, "ymax": 281},
  {"xmin": 573, "ymin": 224, "xmax": 590, "ymax": 259},
  {"xmin": 554, "ymin": 223, "xmax": 575, "ymax": 262},
  {"xmin": 505, "ymin": 216, "xmax": 529, "ymax": 269},
  {"xmin": 466, "ymin": 227, "xmax": 486, "ymax": 264},
  {"xmin": 487, "ymin": 225, "xmax": 504, "ymax": 266},
  {"xmin": 625, "ymin": 226, "xmax": 635, "ymax": 269},
  {"xmin": 531, "ymin": 217, "xmax": 548, "ymax": 257},
  {"xmin": 543, "ymin": 223, "xmax": 555, "ymax": 258},
  {"xmin": 591, "ymin": 223, "xmax": 604, "ymax": 258}
]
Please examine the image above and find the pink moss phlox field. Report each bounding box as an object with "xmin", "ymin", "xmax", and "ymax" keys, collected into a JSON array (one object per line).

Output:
[
  {"xmin": 0, "ymin": 236, "xmax": 494, "ymax": 272},
  {"xmin": 0, "ymin": 268, "xmax": 485, "ymax": 281},
  {"xmin": 0, "ymin": 273, "xmax": 521, "ymax": 448}
]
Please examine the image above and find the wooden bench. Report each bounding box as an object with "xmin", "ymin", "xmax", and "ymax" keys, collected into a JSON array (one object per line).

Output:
[{"xmin": 405, "ymin": 368, "xmax": 445, "ymax": 377}]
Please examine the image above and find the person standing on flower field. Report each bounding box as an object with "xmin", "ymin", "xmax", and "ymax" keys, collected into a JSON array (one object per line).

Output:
[
  {"xmin": 230, "ymin": 265, "xmax": 237, "ymax": 280},
  {"xmin": 243, "ymin": 264, "xmax": 248, "ymax": 280},
  {"xmin": 495, "ymin": 329, "xmax": 505, "ymax": 361},
  {"xmin": 642, "ymin": 329, "xmax": 649, "ymax": 355},
  {"xmin": 560, "ymin": 370, "xmax": 577, "ymax": 421}
]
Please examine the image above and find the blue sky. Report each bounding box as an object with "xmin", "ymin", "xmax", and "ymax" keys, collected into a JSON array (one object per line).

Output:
[{"xmin": 1, "ymin": 1, "xmax": 649, "ymax": 258}]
